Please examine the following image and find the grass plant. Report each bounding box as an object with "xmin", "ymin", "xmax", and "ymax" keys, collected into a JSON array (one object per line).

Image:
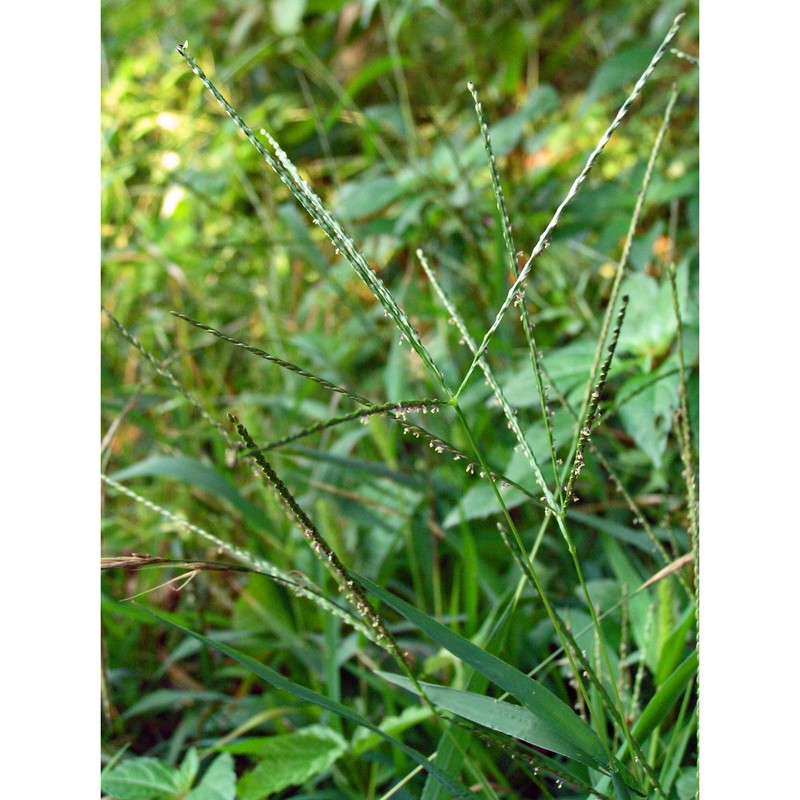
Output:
[{"xmin": 102, "ymin": 5, "xmax": 698, "ymax": 798}]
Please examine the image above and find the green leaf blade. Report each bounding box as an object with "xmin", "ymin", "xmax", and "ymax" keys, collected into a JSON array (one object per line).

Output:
[
  {"xmin": 100, "ymin": 757, "xmax": 179, "ymax": 800},
  {"xmin": 187, "ymin": 752, "xmax": 236, "ymax": 800},
  {"xmin": 379, "ymin": 672, "xmax": 600, "ymax": 768},
  {"xmin": 357, "ymin": 575, "xmax": 610, "ymax": 770},
  {"xmin": 234, "ymin": 727, "xmax": 347, "ymax": 800}
]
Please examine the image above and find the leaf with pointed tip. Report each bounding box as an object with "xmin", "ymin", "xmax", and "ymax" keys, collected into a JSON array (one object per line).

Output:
[
  {"xmin": 100, "ymin": 757, "xmax": 179, "ymax": 800},
  {"xmin": 187, "ymin": 752, "xmax": 236, "ymax": 800},
  {"xmin": 379, "ymin": 672, "xmax": 599, "ymax": 768},
  {"xmin": 357, "ymin": 575, "xmax": 610, "ymax": 770}
]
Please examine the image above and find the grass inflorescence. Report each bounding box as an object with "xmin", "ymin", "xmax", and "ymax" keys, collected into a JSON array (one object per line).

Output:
[{"xmin": 102, "ymin": 9, "xmax": 698, "ymax": 799}]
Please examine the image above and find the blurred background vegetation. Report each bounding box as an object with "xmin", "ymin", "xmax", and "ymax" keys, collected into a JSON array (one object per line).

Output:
[{"xmin": 102, "ymin": 0, "xmax": 698, "ymax": 796}]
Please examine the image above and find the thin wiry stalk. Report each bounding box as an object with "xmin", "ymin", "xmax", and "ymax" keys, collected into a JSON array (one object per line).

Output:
[
  {"xmin": 417, "ymin": 248, "xmax": 556, "ymax": 509},
  {"xmin": 100, "ymin": 474, "xmax": 381, "ymax": 641},
  {"xmin": 457, "ymin": 14, "xmax": 685, "ymax": 396},
  {"xmin": 247, "ymin": 399, "xmax": 446, "ymax": 454},
  {"xmin": 421, "ymin": 251, "xmax": 642, "ymax": 764},
  {"xmin": 103, "ymin": 307, "xmax": 236, "ymax": 447},
  {"xmin": 176, "ymin": 44, "xmax": 450, "ymax": 395},
  {"xmin": 668, "ymin": 251, "xmax": 699, "ymax": 770},
  {"xmin": 229, "ymin": 413, "xmax": 400, "ymax": 651},
  {"xmin": 668, "ymin": 260, "xmax": 699, "ymax": 584},
  {"xmin": 618, "ymin": 589, "xmax": 631, "ymax": 702},
  {"xmin": 467, "ymin": 81, "xmax": 562, "ymax": 500},
  {"xmin": 175, "ymin": 311, "xmax": 539, "ymax": 501},
  {"xmin": 541, "ymin": 360, "xmax": 689, "ymax": 592},
  {"xmin": 228, "ymin": 414, "xmax": 480, "ymax": 783},
  {"xmin": 172, "ymin": 311, "xmax": 371, "ymax": 405},
  {"xmin": 564, "ymin": 297, "xmax": 629, "ymax": 506},
  {"xmin": 670, "ymin": 48, "xmax": 699, "ymax": 65},
  {"xmin": 494, "ymin": 520, "xmax": 630, "ymax": 780},
  {"xmin": 540, "ymin": 297, "xmax": 655, "ymax": 788},
  {"xmin": 566, "ymin": 85, "xmax": 680, "ymax": 490}
]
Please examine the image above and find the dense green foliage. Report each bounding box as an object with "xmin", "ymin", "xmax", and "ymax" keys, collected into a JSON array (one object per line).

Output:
[{"xmin": 102, "ymin": 1, "xmax": 699, "ymax": 798}]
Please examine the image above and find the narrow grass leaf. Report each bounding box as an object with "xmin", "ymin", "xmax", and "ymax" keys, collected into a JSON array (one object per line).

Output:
[
  {"xmin": 632, "ymin": 650, "xmax": 697, "ymax": 744},
  {"xmin": 145, "ymin": 608, "xmax": 475, "ymax": 799},
  {"xmin": 357, "ymin": 575, "xmax": 609, "ymax": 769},
  {"xmin": 655, "ymin": 603, "xmax": 696, "ymax": 688},
  {"xmin": 379, "ymin": 672, "xmax": 599, "ymax": 768}
]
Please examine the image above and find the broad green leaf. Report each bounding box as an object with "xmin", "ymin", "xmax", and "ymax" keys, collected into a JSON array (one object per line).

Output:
[
  {"xmin": 177, "ymin": 748, "xmax": 199, "ymax": 794},
  {"xmin": 379, "ymin": 673, "xmax": 599, "ymax": 768},
  {"xmin": 187, "ymin": 752, "xmax": 236, "ymax": 800},
  {"xmin": 100, "ymin": 757, "xmax": 179, "ymax": 800},
  {"xmin": 110, "ymin": 455, "xmax": 269, "ymax": 532},
  {"xmin": 616, "ymin": 370, "xmax": 678, "ymax": 469},
  {"xmin": 357, "ymin": 575, "xmax": 610, "ymax": 770},
  {"xmin": 235, "ymin": 726, "xmax": 347, "ymax": 800},
  {"xmin": 145, "ymin": 609, "xmax": 474, "ymax": 799},
  {"xmin": 501, "ymin": 340, "xmax": 597, "ymax": 408},
  {"xmin": 618, "ymin": 262, "xmax": 689, "ymax": 365},
  {"xmin": 334, "ymin": 174, "xmax": 412, "ymax": 220}
]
